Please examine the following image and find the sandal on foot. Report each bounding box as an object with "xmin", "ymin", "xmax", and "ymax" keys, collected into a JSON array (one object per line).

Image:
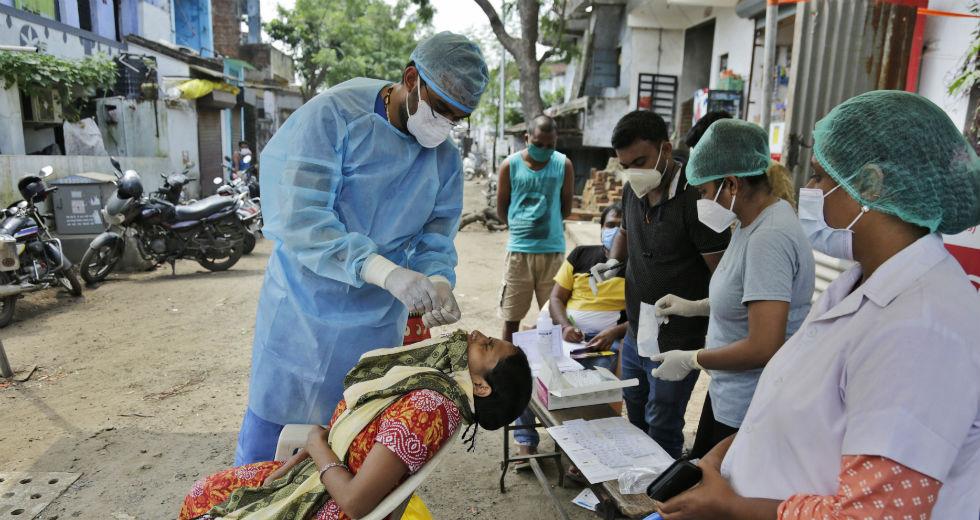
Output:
[{"xmin": 511, "ymin": 447, "xmax": 537, "ymax": 472}]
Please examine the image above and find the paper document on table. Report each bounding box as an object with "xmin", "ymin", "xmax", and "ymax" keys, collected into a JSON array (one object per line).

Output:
[
  {"xmin": 547, "ymin": 417, "xmax": 675, "ymax": 485},
  {"xmin": 512, "ymin": 329, "xmax": 583, "ymax": 374}
]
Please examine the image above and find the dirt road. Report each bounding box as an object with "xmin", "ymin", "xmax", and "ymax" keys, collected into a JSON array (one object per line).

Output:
[{"xmin": 0, "ymin": 181, "xmax": 705, "ymax": 519}]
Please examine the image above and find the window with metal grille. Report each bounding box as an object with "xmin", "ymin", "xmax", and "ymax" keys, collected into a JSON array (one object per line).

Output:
[{"xmin": 637, "ymin": 73, "xmax": 678, "ymax": 132}]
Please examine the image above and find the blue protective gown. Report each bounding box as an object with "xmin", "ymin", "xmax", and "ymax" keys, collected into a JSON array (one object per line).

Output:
[{"xmin": 250, "ymin": 78, "xmax": 463, "ymax": 426}]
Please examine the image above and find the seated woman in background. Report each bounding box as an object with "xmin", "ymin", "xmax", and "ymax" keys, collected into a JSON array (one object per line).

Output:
[
  {"xmin": 179, "ymin": 330, "xmax": 532, "ymax": 520},
  {"xmin": 551, "ymin": 203, "xmax": 628, "ymax": 372}
]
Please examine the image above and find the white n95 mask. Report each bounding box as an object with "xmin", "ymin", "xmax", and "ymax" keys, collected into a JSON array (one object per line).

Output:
[
  {"xmin": 798, "ymin": 185, "xmax": 869, "ymax": 261},
  {"xmin": 696, "ymin": 184, "xmax": 737, "ymax": 233},
  {"xmin": 624, "ymin": 146, "xmax": 666, "ymax": 198},
  {"xmin": 407, "ymin": 81, "xmax": 455, "ymax": 148},
  {"xmin": 624, "ymin": 168, "xmax": 663, "ymax": 198}
]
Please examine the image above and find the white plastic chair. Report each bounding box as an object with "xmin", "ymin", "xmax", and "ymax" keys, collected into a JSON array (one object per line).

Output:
[{"xmin": 274, "ymin": 424, "xmax": 459, "ymax": 520}]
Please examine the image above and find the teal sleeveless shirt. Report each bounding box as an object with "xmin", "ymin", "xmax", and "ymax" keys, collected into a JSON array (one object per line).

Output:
[{"xmin": 506, "ymin": 150, "xmax": 567, "ymax": 253}]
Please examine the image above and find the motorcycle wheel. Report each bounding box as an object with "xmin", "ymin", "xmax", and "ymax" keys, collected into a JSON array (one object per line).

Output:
[
  {"xmin": 57, "ymin": 268, "xmax": 83, "ymax": 297},
  {"xmin": 198, "ymin": 245, "xmax": 243, "ymax": 271},
  {"xmin": 198, "ymin": 217, "xmax": 245, "ymax": 271},
  {"xmin": 80, "ymin": 241, "xmax": 123, "ymax": 284},
  {"xmin": 0, "ymin": 273, "xmax": 15, "ymax": 328},
  {"xmin": 242, "ymin": 232, "xmax": 256, "ymax": 255}
]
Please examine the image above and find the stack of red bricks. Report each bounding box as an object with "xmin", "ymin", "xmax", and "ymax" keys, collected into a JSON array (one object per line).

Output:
[{"xmin": 568, "ymin": 162, "xmax": 623, "ymax": 222}]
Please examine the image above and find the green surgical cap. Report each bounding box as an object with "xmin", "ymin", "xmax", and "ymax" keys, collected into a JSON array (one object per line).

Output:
[
  {"xmin": 686, "ymin": 119, "xmax": 770, "ymax": 186},
  {"xmin": 813, "ymin": 90, "xmax": 980, "ymax": 234},
  {"xmin": 411, "ymin": 31, "xmax": 489, "ymax": 113}
]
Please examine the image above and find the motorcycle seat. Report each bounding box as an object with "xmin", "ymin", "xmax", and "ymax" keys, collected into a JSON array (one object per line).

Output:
[{"xmin": 173, "ymin": 196, "xmax": 236, "ymax": 221}]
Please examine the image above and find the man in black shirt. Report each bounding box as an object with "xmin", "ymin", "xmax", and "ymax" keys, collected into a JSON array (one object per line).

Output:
[{"xmin": 593, "ymin": 111, "xmax": 729, "ymax": 457}]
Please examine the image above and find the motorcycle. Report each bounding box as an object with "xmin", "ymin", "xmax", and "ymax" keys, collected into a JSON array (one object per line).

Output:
[
  {"xmin": 220, "ymin": 155, "xmax": 262, "ymax": 255},
  {"xmin": 214, "ymin": 176, "xmax": 262, "ymax": 255},
  {"xmin": 0, "ymin": 166, "xmax": 83, "ymax": 328},
  {"xmin": 78, "ymin": 158, "xmax": 247, "ymax": 284},
  {"xmin": 226, "ymin": 154, "xmax": 259, "ymax": 198},
  {"xmin": 155, "ymin": 166, "xmax": 197, "ymax": 205}
]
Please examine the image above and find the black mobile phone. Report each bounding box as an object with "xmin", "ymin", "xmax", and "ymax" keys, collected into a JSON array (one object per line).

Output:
[{"xmin": 645, "ymin": 459, "xmax": 703, "ymax": 502}]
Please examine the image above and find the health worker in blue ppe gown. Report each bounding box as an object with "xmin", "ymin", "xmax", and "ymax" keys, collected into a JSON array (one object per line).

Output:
[{"xmin": 234, "ymin": 32, "xmax": 490, "ymax": 465}]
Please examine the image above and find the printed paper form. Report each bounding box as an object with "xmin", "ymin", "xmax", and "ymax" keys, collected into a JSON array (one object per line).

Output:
[
  {"xmin": 512, "ymin": 328, "xmax": 584, "ymax": 375},
  {"xmin": 547, "ymin": 417, "xmax": 675, "ymax": 485}
]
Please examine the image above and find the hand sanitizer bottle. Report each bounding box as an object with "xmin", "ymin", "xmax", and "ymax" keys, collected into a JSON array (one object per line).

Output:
[{"xmin": 537, "ymin": 312, "xmax": 553, "ymax": 357}]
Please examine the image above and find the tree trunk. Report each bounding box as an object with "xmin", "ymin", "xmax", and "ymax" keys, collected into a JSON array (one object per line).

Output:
[
  {"xmin": 518, "ymin": 62, "xmax": 544, "ymax": 124},
  {"xmin": 474, "ymin": 0, "xmax": 545, "ymax": 126}
]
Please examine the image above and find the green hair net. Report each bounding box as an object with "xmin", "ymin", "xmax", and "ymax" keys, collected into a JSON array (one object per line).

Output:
[
  {"xmin": 411, "ymin": 31, "xmax": 489, "ymax": 113},
  {"xmin": 686, "ymin": 119, "xmax": 770, "ymax": 186},
  {"xmin": 813, "ymin": 90, "xmax": 980, "ymax": 234}
]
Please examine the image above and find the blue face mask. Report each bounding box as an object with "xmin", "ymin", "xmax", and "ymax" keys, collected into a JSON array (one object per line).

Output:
[
  {"xmin": 527, "ymin": 143, "xmax": 555, "ymax": 163},
  {"xmin": 601, "ymin": 227, "xmax": 619, "ymax": 250}
]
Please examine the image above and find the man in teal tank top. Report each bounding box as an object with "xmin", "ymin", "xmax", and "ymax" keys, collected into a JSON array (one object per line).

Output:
[{"xmin": 496, "ymin": 115, "xmax": 575, "ymax": 342}]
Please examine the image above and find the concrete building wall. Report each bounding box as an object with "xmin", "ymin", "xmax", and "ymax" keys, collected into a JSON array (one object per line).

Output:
[
  {"xmin": 127, "ymin": 41, "xmax": 190, "ymax": 78},
  {"xmin": 708, "ymin": 10, "xmax": 755, "ymax": 89},
  {"xmin": 623, "ymin": 26, "xmax": 686, "ymax": 111},
  {"xmin": 138, "ymin": 0, "xmax": 173, "ymax": 43},
  {"xmin": 583, "ymin": 96, "xmax": 630, "ymax": 148},
  {"xmin": 917, "ymin": 0, "xmax": 974, "ymax": 131},
  {"xmin": 0, "ymin": 85, "xmax": 26, "ymax": 155},
  {"xmin": 0, "ymin": 4, "xmax": 126, "ymax": 58},
  {"xmin": 164, "ymin": 99, "xmax": 200, "ymax": 190}
]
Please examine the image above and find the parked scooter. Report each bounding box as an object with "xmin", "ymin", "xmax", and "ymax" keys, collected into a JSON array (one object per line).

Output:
[
  {"xmin": 78, "ymin": 158, "xmax": 247, "ymax": 284},
  {"xmin": 0, "ymin": 166, "xmax": 83, "ymax": 328}
]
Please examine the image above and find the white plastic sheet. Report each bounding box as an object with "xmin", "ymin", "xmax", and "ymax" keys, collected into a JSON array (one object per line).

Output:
[{"xmin": 63, "ymin": 118, "xmax": 107, "ymax": 156}]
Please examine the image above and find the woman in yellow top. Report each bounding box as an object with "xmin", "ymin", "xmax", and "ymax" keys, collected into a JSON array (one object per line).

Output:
[{"xmin": 550, "ymin": 203, "xmax": 628, "ymax": 368}]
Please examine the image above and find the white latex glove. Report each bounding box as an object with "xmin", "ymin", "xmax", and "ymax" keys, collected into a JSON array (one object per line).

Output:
[
  {"xmin": 654, "ymin": 294, "xmax": 710, "ymax": 318},
  {"xmin": 589, "ymin": 258, "xmax": 622, "ymax": 294},
  {"xmin": 650, "ymin": 349, "xmax": 703, "ymax": 381},
  {"xmin": 362, "ymin": 255, "xmax": 439, "ymax": 313},
  {"xmin": 422, "ymin": 277, "xmax": 461, "ymax": 328}
]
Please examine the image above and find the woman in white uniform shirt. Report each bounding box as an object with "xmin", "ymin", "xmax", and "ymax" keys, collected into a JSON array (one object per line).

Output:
[{"xmin": 655, "ymin": 90, "xmax": 980, "ymax": 520}]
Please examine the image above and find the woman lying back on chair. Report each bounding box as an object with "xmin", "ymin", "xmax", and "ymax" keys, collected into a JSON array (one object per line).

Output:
[{"xmin": 179, "ymin": 330, "xmax": 532, "ymax": 519}]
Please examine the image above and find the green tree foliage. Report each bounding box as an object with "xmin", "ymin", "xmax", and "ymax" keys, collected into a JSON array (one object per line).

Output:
[
  {"xmin": 265, "ymin": 0, "xmax": 430, "ymax": 100},
  {"xmin": 472, "ymin": 61, "xmax": 522, "ymax": 128},
  {"xmin": 947, "ymin": 1, "xmax": 980, "ymax": 153},
  {"xmin": 475, "ymin": 0, "xmax": 573, "ymax": 123},
  {"xmin": 0, "ymin": 51, "xmax": 117, "ymax": 121}
]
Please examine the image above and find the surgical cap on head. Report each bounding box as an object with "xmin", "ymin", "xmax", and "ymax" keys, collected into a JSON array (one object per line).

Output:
[
  {"xmin": 410, "ymin": 31, "xmax": 489, "ymax": 114},
  {"xmin": 686, "ymin": 119, "xmax": 771, "ymax": 186},
  {"xmin": 813, "ymin": 90, "xmax": 980, "ymax": 235}
]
